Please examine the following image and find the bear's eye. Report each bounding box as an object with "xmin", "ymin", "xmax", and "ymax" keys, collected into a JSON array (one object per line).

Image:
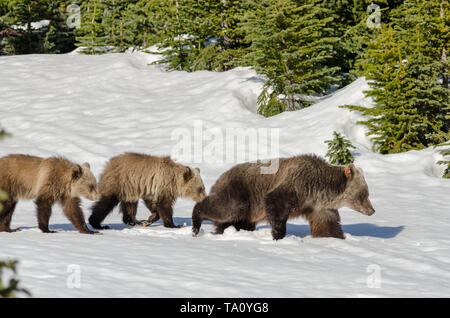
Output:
[
  {"xmin": 359, "ymin": 192, "xmax": 367, "ymax": 201},
  {"xmin": 198, "ymin": 187, "xmax": 203, "ymax": 193},
  {"xmin": 90, "ymin": 185, "xmax": 95, "ymax": 192}
]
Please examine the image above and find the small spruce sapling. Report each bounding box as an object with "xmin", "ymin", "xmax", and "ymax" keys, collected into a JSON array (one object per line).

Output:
[
  {"xmin": 325, "ymin": 131, "xmax": 355, "ymax": 165},
  {"xmin": 0, "ymin": 260, "xmax": 30, "ymax": 298},
  {"xmin": 437, "ymin": 142, "xmax": 450, "ymax": 178}
]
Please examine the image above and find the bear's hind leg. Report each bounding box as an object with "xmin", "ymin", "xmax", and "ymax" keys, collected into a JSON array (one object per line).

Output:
[
  {"xmin": 35, "ymin": 196, "xmax": 56, "ymax": 233},
  {"xmin": 0, "ymin": 199, "xmax": 19, "ymax": 232},
  {"xmin": 234, "ymin": 221, "xmax": 256, "ymax": 232},
  {"xmin": 214, "ymin": 222, "xmax": 233, "ymax": 234},
  {"xmin": 140, "ymin": 199, "xmax": 160, "ymax": 226},
  {"xmin": 307, "ymin": 209, "xmax": 344, "ymax": 239},
  {"xmin": 89, "ymin": 195, "xmax": 119, "ymax": 229},
  {"xmin": 265, "ymin": 186, "xmax": 297, "ymax": 240},
  {"xmin": 120, "ymin": 201, "xmax": 139, "ymax": 226}
]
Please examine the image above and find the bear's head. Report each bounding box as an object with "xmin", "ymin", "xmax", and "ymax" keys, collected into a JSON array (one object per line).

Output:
[
  {"xmin": 71, "ymin": 163, "xmax": 100, "ymax": 201},
  {"xmin": 341, "ymin": 163, "xmax": 375, "ymax": 216},
  {"xmin": 179, "ymin": 166, "xmax": 206, "ymax": 202}
]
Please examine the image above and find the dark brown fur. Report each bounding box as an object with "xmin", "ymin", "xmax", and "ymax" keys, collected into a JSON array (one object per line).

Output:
[
  {"xmin": 0, "ymin": 154, "xmax": 99, "ymax": 234},
  {"xmin": 89, "ymin": 153, "xmax": 206, "ymax": 229},
  {"xmin": 192, "ymin": 154, "xmax": 375, "ymax": 240}
]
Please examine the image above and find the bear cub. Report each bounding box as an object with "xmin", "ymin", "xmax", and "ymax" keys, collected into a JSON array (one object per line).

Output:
[
  {"xmin": 0, "ymin": 154, "xmax": 99, "ymax": 234},
  {"xmin": 192, "ymin": 154, "xmax": 375, "ymax": 240},
  {"xmin": 89, "ymin": 153, "xmax": 206, "ymax": 229}
]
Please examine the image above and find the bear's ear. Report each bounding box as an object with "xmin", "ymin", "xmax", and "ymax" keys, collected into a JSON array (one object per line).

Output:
[
  {"xmin": 195, "ymin": 167, "xmax": 200, "ymax": 173},
  {"xmin": 344, "ymin": 163, "xmax": 356, "ymax": 178},
  {"xmin": 82, "ymin": 162, "xmax": 90, "ymax": 170},
  {"xmin": 72, "ymin": 165, "xmax": 83, "ymax": 180},
  {"xmin": 183, "ymin": 167, "xmax": 193, "ymax": 182}
]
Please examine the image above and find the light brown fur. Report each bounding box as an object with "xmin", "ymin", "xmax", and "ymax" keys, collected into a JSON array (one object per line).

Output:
[
  {"xmin": 0, "ymin": 154, "xmax": 99, "ymax": 233},
  {"xmin": 89, "ymin": 153, "xmax": 206, "ymax": 229}
]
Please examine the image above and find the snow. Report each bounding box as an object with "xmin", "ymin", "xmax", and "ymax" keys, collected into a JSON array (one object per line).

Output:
[
  {"xmin": 0, "ymin": 51, "xmax": 449, "ymax": 298},
  {"xmin": 12, "ymin": 20, "xmax": 50, "ymax": 31}
]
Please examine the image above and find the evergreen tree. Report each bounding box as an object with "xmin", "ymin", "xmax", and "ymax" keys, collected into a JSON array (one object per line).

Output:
[
  {"xmin": 1, "ymin": 0, "xmax": 49, "ymax": 54},
  {"xmin": 0, "ymin": 125, "xmax": 8, "ymax": 139},
  {"xmin": 101, "ymin": 0, "xmax": 138, "ymax": 52},
  {"xmin": 193, "ymin": 0, "xmax": 251, "ymax": 71},
  {"xmin": 0, "ymin": 261, "xmax": 30, "ymax": 298},
  {"xmin": 148, "ymin": 0, "xmax": 188, "ymax": 70},
  {"xmin": 343, "ymin": 0, "xmax": 449, "ymax": 154},
  {"xmin": 1, "ymin": 0, "xmax": 76, "ymax": 54},
  {"xmin": 340, "ymin": 0, "xmax": 406, "ymax": 79},
  {"xmin": 42, "ymin": 0, "xmax": 76, "ymax": 54},
  {"xmin": 152, "ymin": 0, "xmax": 222, "ymax": 71},
  {"xmin": 438, "ymin": 141, "xmax": 450, "ymax": 178},
  {"xmin": 392, "ymin": 0, "xmax": 449, "ymax": 89},
  {"xmin": 243, "ymin": 0, "xmax": 341, "ymax": 116},
  {"xmin": 75, "ymin": 0, "xmax": 107, "ymax": 54},
  {"xmin": 325, "ymin": 131, "xmax": 355, "ymax": 165},
  {"xmin": 120, "ymin": 0, "xmax": 159, "ymax": 50}
]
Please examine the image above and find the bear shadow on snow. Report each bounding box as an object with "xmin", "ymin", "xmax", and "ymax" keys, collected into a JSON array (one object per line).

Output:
[
  {"xmin": 281, "ymin": 223, "xmax": 404, "ymax": 239},
  {"xmin": 90, "ymin": 217, "xmax": 194, "ymax": 231},
  {"xmin": 14, "ymin": 219, "xmax": 403, "ymax": 239}
]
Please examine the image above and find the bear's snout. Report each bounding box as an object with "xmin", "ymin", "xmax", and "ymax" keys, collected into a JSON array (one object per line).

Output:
[
  {"xmin": 362, "ymin": 199, "xmax": 375, "ymax": 216},
  {"xmin": 87, "ymin": 190, "xmax": 100, "ymax": 201},
  {"xmin": 194, "ymin": 193, "xmax": 206, "ymax": 202}
]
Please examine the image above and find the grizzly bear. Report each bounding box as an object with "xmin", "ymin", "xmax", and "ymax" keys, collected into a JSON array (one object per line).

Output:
[
  {"xmin": 0, "ymin": 154, "xmax": 100, "ymax": 234},
  {"xmin": 192, "ymin": 154, "xmax": 375, "ymax": 240},
  {"xmin": 89, "ymin": 153, "xmax": 206, "ymax": 229}
]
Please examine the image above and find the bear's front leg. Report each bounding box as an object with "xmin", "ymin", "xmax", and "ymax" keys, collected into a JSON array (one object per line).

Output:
[
  {"xmin": 62, "ymin": 198, "xmax": 99, "ymax": 234},
  {"xmin": 120, "ymin": 201, "xmax": 139, "ymax": 226},
  {"xmin": 156, "ymin": 198, "xmax": 181, "ymax": 228},
  {"xmin": 89, "ymin": 195, "xmax": 120, "ymax": 230},
  {"xmin": 307, "ymin": 209, "xmax": 345, "ymax": 239}
]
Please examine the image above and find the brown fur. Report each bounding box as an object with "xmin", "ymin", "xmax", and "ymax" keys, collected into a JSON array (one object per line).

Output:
[
  {"xmin": 0, "ymin": 154, "xmax": 99, "ymax": 233},
  {"xmin": 192, "ymin": 154, "xmax": 375, "ymax": 240},
  {"xmin": 89, "ymin": 153, "xmax": 206, "ymax": 229}
]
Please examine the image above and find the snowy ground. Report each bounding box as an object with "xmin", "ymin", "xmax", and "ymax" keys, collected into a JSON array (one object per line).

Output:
[{"xmin": 0, "ymin": 51, "xmax": 449, "ymax": 298}]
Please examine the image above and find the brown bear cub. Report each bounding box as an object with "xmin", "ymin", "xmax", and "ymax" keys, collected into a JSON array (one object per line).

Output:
[
  {"xmin": 192, "ymin": 154, "xmax": 375, "ymax": 240},
  {"xmin": 89, "ymin": 153, "xmax": 206, "ymax": 229},
  {"xmin": 0, "ymin": 154, "xmax": 100, "ymax": 234}
]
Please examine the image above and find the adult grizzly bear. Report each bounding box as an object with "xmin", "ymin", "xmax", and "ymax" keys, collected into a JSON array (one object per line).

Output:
[
  {"xmin": 0, "ymin": 154, "xmax": 100, "ymax": 234},
  {"xmin": 192, "ymin": 154, "xmax": 375, "ymax": 240},
  {"xmin": 89, "ymin": 153, "xmax": 206, "ymax": 229}
]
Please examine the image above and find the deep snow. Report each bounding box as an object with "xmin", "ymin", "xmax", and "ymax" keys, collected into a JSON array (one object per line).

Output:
[{"xmin": 0, "ymin": 51, "xmax": 449, "ymax": 297}]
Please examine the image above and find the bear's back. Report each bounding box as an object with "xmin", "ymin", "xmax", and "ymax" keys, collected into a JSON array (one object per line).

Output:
[
  {"xmin": 210, "ymin": 154, "xmax": 345, "ymax": 201},
  {"xmin": 0, "ymin": 154, "xmax": 43, "ymax": 199},
  {"xmin": 99, "ymin": 153, "xmax": 178, "ymax": 200}
]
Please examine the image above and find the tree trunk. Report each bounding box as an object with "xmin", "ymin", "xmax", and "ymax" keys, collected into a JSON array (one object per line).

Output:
[
  {"xmin": 441, "ymin": 0, "xmax": 448, "ymax": 89},
  {"xmin": 221, "ymin": 0, "xmax": 231, "ymax": 49}
]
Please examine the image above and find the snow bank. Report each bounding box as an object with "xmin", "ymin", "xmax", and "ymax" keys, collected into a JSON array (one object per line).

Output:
[{"xmin": 0, "ymin": 51, "xmax": 449, "ymax": 297}]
